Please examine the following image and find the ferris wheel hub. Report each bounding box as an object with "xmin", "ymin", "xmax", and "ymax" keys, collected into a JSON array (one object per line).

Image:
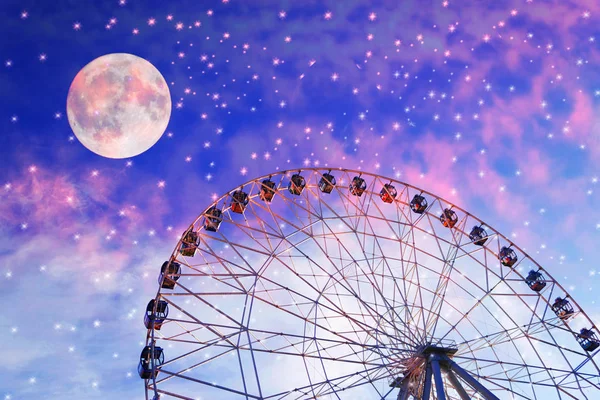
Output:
[
  {"xmin": 419, "ymin": 340, "xmax": 459, "ymax": 357},
  {"xmin": 389, "ymin": 339, "xmax": 502, "ymax": 400}
]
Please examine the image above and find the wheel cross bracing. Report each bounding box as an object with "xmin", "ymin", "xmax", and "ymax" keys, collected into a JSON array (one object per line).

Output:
[{"xmin": 139, "ymin": 168, "xmax": 600, "ymax": 400}]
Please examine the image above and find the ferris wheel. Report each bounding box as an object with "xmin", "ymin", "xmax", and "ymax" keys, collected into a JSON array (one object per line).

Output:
[{"xmin": 138, "ymin": 168, "xmax": 600, "ymax": 400}]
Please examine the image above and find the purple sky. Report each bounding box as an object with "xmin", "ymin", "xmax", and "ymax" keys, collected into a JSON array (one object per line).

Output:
[{"xmin": 1, "ymin": 0, "xmax": 599, "ymax": 398}]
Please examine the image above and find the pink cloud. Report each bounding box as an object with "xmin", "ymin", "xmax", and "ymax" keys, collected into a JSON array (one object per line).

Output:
[
  {"xmin": 480, "ymin": 106, "xmax": 523, "ymax": 145},
  {"xmin": 0, "ymin": 163, "xmax": 173, "ymax": 244},
  {"xmin": 520, "ymin": 149, "xmax": 551, "ymax": 186},
  {"xmin": 568, "ymin": 90, "xmax": 594, "ymax": 141}
]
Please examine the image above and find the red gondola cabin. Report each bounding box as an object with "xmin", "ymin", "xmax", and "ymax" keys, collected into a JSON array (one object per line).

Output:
[
  {"xmin": 380, "ymin": 183, "xmax": 397, "ymax": 203},
  {"xmin": 288, "ymin": 173, "xmax": 306, "ymax": 195},
  {"xmin": 440, "ymin": 208, "xmax": 458, "ymax": 228},
  {"xmin": 230, "ymin": 190, "xmax": 249, "ymax": 214}
]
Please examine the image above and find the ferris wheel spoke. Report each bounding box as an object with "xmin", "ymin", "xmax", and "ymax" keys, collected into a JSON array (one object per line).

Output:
[
  {"xmin": 167, "ymin": 279, "xmax": 245, "ymax": 327},
  {"xmin": 345, "ymin": 183, "xmax": 435, "ymax": 347},
  {"xmin": 242, "ymin": 339, "xmax": 388, "ymax": 367},
  {"xmin": 396, "ymin": 211, "xmax": 501, "ymax": 343},
  {"xmin": 404, "ymin": 209, "xmax": 430, "ymax": 343},
  {"xmin": 454, "ymin": 319, "xmax": 566, "ymax": 353},
  {"xmin": 249, "ymin": 269, "xmax": 412, "ymax": 349},
  {"xmin": 299, "ymin": 183, "xmax": 424, "ymax": 346},
  {"xmin": 435, "ymin": 264, "xmax": 545, "ymax": 342},
  {"xmin": 252, "ymin": 199, "xmax": 420, "ymax": 348},
  {"xmin": 429, "ymin": 270, "xmax": 557, "ymax": 354},
  {"xmin": 189, "ymin": 234, "xmax": 260, "ymax": 285},
  {"xmin": 239, "ymin": 325, "xmax": 413, "ymax": 359},
  {"xmin": 198, "ymin": 225, "xmax": 276, "ymax": 260},
  {"xmin": 155, "ymin": 324, "xmax": 406, "ymax": 372},
  {"xmin": 157, "ymin": 365, "xmax": 263, "ymax": 399},
  {"xmin": 226, "ymin": 192, "xmax": 323, "ymax": 265},
  {"xmin": 265, "ymin": 363, "xmax": 391, "ymax": 399},
  {"xmin": 394, "ymin": 189, "xmax": 444, "ymax": 338},
  {"xmin": 390, "ymin": 188, "xmax": 430, "ymax": 344},
  {"xmin": 152, "ymin": 340, "xmax": 243, "ymax": 385},
  {"xmin": 156, "ymin": 293, "xmax": 244, "ymax": 350},
  {"xmin": 323, "ymin": 223, "xmax": 421, "ymax": 347},
  {"xmin": 424, "ymin": 206, "xmax": 467, "ymax": 340},
  {"xmin": 438, "ymin": 293, "xmax": 543, "ymax": 393}
]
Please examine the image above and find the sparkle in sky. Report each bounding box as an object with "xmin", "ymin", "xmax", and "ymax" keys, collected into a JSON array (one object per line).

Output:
[{"xmin": 0, "ymin": 0, "xmax": 599, "ymax": 398}]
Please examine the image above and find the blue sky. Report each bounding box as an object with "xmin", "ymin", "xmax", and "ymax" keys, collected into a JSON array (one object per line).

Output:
[{"xmin": 1, "ymin": 0, "xmax": 600, "ymax": 398}]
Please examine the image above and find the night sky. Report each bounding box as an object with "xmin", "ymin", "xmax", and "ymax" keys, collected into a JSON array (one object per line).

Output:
[{"xmin": 1, "ymin": 0, "xmax": 600, "ymax": 398}]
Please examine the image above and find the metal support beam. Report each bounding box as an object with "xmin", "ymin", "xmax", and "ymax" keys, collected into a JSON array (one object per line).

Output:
[
  {"xmin": 446, "ymin": 357, "xmax": 500, "ymax": 400},
  {"xmin": 396, "ymin": 378, "xmax": 410, "ymax": 400},
  {"xmin": 421, "ymin": 362, "xmax": 433, "ymax": 400},
  {"xmin": 430, "ymin": 357, "xmax": 447, "ymax": 400},
  {"xmin": 444, "ymin": 367, "xmax": 470, "ymax": 400}
]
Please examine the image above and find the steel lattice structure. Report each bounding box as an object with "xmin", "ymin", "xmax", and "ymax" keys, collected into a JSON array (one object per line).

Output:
[{"xmin": 139, "ymin": 168, "xmax": 600, "ymax": 400}]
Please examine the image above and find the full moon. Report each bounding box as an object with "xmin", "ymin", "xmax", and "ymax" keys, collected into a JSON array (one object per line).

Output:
[{"xmin": 66, "ymin": 53, "xmax": 171, "ymax": 159}]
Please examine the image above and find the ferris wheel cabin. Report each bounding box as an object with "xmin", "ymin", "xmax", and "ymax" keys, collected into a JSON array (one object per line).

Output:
[
  {"xmin": 230, "ymin": 189, "xmax": 249, "ymax": 214},
  {"xmin": 440, "ymin": 208, "xmax": 458, "ymax": 228},
  {"xmin": 469, "ymin": 225, "xmax": 488, "ymax": 246},
  {"xmin": 410, "ymin": 194, "xmax": 428, "ymax": 214},
  {"xmin": 138, "ymin": 345, "xmax": 164, "ymax": 379},
  {"xmin": 203, "ymin": 206, "xmax": 223, "ymax": 232},
  {"xmin": 144, "ymin": 299, "xmax": 169, "ymax": 330},
  {"xmin": 318, "ymin": 172, "xmax": 336, "ymax": 194},
  {"xmin": 551, "ymin": 297, "xmax": 575, "ymax": 320},
  {"xmin": 380, "ymin": 183, "xmax": 397, "ymax": 203},
  {"xmin": 349, "ymin": 176, "xmax": 367, "ymax": 196},
  {"xmin": 179, "ymin": 229, "xmax": 198, "ymax": 257},
  {"xmin": 288, "ymin": 173, "xmax": 306, "ymax": 195},
  {"xmin": 499, "ymin": 246, "xmax": 518, "ymax": 267},
  {"xmin": 577, "ymin": 328, "xmax": 600, "ymax": 352},
  {"xmin": 159, "ymin": 261, "xmax": 181, "ymax": 290},
  {"xmin": 525, "ymin": 270, "xmax": 546, "ymax": 292},
  {"xmin": 259, "ymin": 178, "xmax": 276, "ymax": 202}
]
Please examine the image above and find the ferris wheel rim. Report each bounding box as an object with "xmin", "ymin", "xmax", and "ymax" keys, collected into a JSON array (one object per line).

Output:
[{"xmin": 143, "ymin": 167, "xmax": 600, "ymax": 399}]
